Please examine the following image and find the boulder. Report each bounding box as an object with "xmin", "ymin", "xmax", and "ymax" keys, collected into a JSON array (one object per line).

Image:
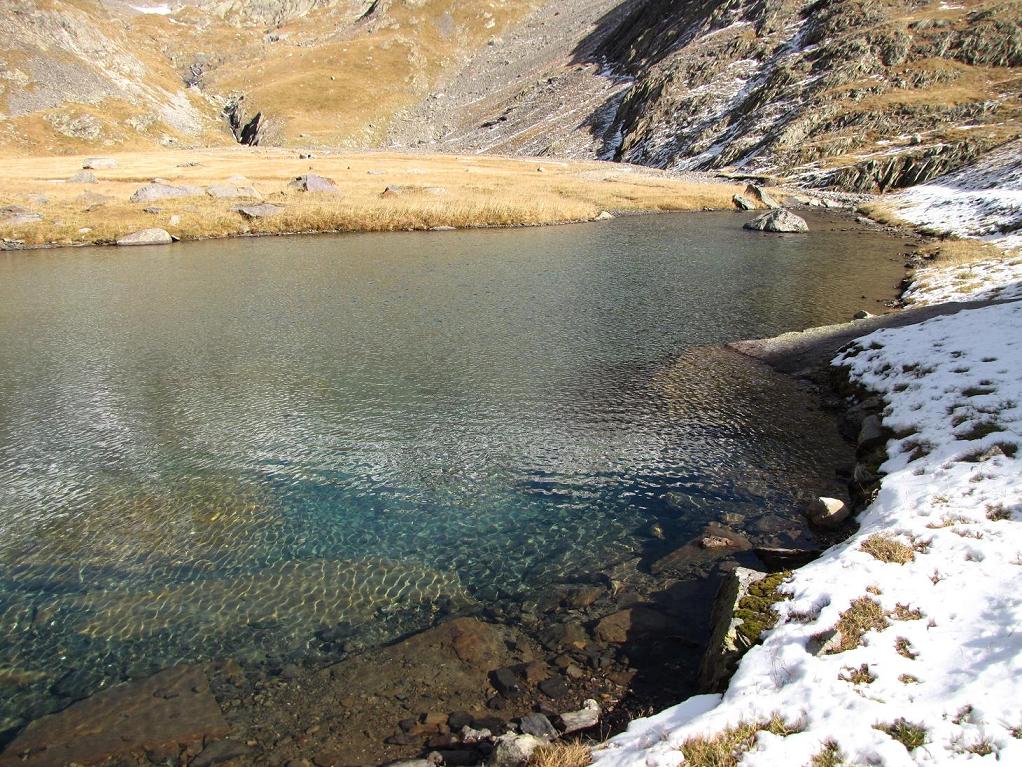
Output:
[
  {"xmin": 489, "ymin": 733, "xmax": 546, "ymax": 767},
  {"xmin": 69, "ymin": 170, "xmax": 97, "ymax": 184},
  {"xmin": 698, "ymin": 568, "xmax": 771, "ymax": 691},
  {"xmin": 289, "ymin": 174, "xmax": 339, "ymax": 193},
  {"xmin": 806, "ymin": 496, "xmax": 850, "ymax": 529},
  {"xmin": 744, "ymin": 183, "xmax": 780, "ymax": 209},
  {"xmin": 129, "ymin": 183, "xmax": 197, "ymax": 203},
  {"xmin": 732, "ymin": 194, "xmax": 756, "ymax": 211},
  {"xmin": 518, "ymin": 713, "xmax": 557, "ymax": 738},
  {"xmin": 743, "ymin": 209, "xmax": 808, "ymax": 233},
  {"xmin": 558, "ymin": 699, "xmax": 600, "ymax": 734},
  {"xmin": 82, "ymin": 157, "xmax": 116, "ymax": 169},
  {"xmin": 595, "ymin": 210, "xmax": 614, "ymax": 220},
  {"xmin": 116, "ymin": 228, "xmax": 172, "ymax": 246},
  {"xmin": 853, "ymin": 310, "xmax": 875, "ymax": 320},
  {"xmin": 857, "ymin": 414, "xmax": 886, "ymax": 452},
  {"xmin": 236, "ymin": 203, "xmax": 284, "ymax": 219},
  {"xmin": 206, "ymin": 183, "xmax": 261, "ymax": 199},
  {"xmin": 651, "ymin": 523, "xmax": 752, "ymax": 576},
  {"xmin": 0, "ymin": 206, "xmax": 42, "ymax": 225}
]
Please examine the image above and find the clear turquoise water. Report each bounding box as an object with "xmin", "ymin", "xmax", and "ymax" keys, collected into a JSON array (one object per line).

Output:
[{"xmin": 0, "ymin": 212, "xmax": 905, "ymax": 722}]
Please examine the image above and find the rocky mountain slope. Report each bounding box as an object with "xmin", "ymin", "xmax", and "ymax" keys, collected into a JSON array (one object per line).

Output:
[{"xmin": 2, "ymin": 0, "xmax": 1020, "ymax": 192}]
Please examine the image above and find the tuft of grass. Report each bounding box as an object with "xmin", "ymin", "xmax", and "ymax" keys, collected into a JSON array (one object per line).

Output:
[
  {"xmin": 875, "ymin": 719, "xmax": 927, "ymax": 751},
  {"xmin": 895, "ymin": 637, "xmax": 919, "ymax": 660},
  {"xmin": 839, "ymin": 664, "xmax": 876, "ymax": 684},
  {"xmin": 860, "ymin": 534, "xmax": 915, "ymax": 564},
  {"xmin": 528, "ymin": 741, "xmax": 592, "ymax": 767},
  {"xmin": 987, "ymin": 503, "xmax": 1012, "ymax": 521},
  {"xmin": 890, "ymin": 603, "xmax": 922, "ymax": 621},
  {"xmin": 958, "ymin": 420, "xmax": 1004, "ymax": 440},
  {"xmin": 677, "ymin": 715, "xmax": 802, "ymax": 767},
  {"xmin": 810, "ymin": 740, "xmax": 845, "ymax": 767},
  {"xmin": 828, "ymin": 597, "xmax": 889, "ymax": 653}
]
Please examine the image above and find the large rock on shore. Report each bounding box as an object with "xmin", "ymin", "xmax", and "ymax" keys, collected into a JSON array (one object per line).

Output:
[
  {"xmin": 288, "ymin": 174, "xmax": 339, "ymax": 193},
  {"xmin": 743, "ymin": 209, "xmax": 809, "ymax": 233},
  {"xmin": 129, "ymin": 183, "xmax": 202, "ymax": 203},
  {"xmin": 116, "ymin": 228, "xmax": 172, "ymax": 246},
  {"xmin": 0, "ymin": 665, "xmax": 228, "ymax": 767}
]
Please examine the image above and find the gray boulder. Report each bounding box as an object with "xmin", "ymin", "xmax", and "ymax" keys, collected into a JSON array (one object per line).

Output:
[
  {"xmin": 82, "ymin": 157, "xmax": 117, "ymax": 169},
  {"xmin": 806, "ymin": 496, "xmax": 850, "ymax": 529},
  {"xmin": 745, "ymin": 183, "xmax": 780, "ymax": 209},
  {"xmin": 0, "ymin": 206, "xmax": 43, "ymax": 225},
  {"xmin": 489, "ymin": 733, "xmax": 546, "ymax": 767},
  {"xmin": 732, "ymin": 194, "xmax": 756, "ymax": 210},
  {"xmin": 558, "ymin": 699, "xmax": 600, "ymax": 733},
  {"xmin": 744, "ymin": 209, "xmax": 809, "ymax": 233},
  {"xmin": 207, "ymin": 183, "xmax": 261, "ymax": 199},
  {"xmin": 69, "ymin": 170, "xmax": 97, "ymax": 184},
  {"xmin": 288, "ymin": 174, "xmax": 339, "ymax": 193},
  {"xmin": 116, "ymin": 228, "xmax": 172, "ymax": 246},
  {"xmin": 236, "ymin": 203, "xmax": 284, "ymax": 219},
  {"xmin": 130, "ymin": 183, "xmax": 199, "ymax": 203},
  {"xmin": 518, "ymin": 713, "xmax": 557, "ymax": 738}
]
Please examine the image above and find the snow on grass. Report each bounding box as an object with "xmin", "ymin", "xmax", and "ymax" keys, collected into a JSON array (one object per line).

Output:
[
  {"xmin": 596, "ymin": 298, "xmax": 1022, "ymax": 765},
  {"xmin": 595, "ymin": 152, "xmax": 1022, "ymax": 764}
]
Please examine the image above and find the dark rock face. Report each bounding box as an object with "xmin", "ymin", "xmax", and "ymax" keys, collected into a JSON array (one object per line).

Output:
[{"xmin": 591, "ymin": 0, "xmax": 1022, "ymax": 188}]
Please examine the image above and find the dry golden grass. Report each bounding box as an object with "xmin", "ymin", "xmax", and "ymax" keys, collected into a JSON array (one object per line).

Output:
[
  {"xmin": 920, "ymin": 238, "xmax": 1007, "ymax": 266},
  {"xmin": 860, "ymin": 534, "xmax": 916, "ymax": 564},
  {"xmin": 856, "ymin": 200, "xmax": 908, "ymax": 227},
  {"xmin": 678, "ymin": 715, "xmax": 803, "ymax": 767},
  {"xmin": 528, "ymin": 741, "xmax": 592, "ymax": 767},
  {"xmin": 0, "ymin": 147, "xmax": 743, "ymax": 248}
]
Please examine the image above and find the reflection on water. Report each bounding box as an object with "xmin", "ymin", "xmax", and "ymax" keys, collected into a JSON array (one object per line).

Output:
[{"xmin": 0, "ymin": 212, "xmax": 904, "ymax": 722}]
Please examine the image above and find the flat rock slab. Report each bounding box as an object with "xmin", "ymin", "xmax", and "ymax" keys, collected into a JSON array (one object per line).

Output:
[
  {"xmin": 117, "ymin": 228, "xmax": 172, "ymax": 246},
  {"xmin": 207, "ymin": 183, "xmax": 261, "ymax": 199},
  {"xmin": 289, "ymin": 174, "xmax": 339, "ymax": 193},
  {"xmin": 0, "ymin": 665, "xmax": 228, "ymax": 767},
  {"xmin": 236, "ymin": 203, "xmax": 284, "ymax": 219},
  {"xmin": 130, "ymin": 183, "xmax": 203, "ymax": 203}
]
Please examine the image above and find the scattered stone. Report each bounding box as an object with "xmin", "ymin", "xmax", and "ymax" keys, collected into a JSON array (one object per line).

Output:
[
  {"xmin": 381, "ymin": 185, "xmax": 405, "ymax": 198},
  {"xmin": 434, "ymin": 748, "xmax": 482, "ymax": 766},
  {"xmin": 558, "ymin": 699, "xmax": 600, "ymax": 733},
  {"xmin": 806, "ymin": 496, "xmax": 850, "ymax": 529},
  {"xmin": 207, "ymin": 183, "xmax": 261, "ymax": 199},
  {"xmin": 129, "ymin": 183, "xmax": 197, "ymax": 203},
  {"xmin": 459, "ymin": 725, "xmax": 491, "ymax": 744},
  {"xmin": 537, "ymin": 676, "xmax": 570, "ymax": 699},
  {"xmin": 447, "ymin": 711, "xmax": 473, "ymax": 731},
  {"xmin": 807, "ymin": 628, "xmax": 844, "ymax": 656},
  {"xmin": 0, "ymin": 206, "xmax": 42, "ymax": 225},
  {"xmin": 76, "ymin": 190, "xmax": 112, "ymax": 210},
  {"xmin": 595, "ymin": 210, "xmax": 614, "ymax": 220},
  {"xmin": 744, "ymin": 209, "xmax": 809, "ymax": 233},
  {"xmin": 490, "ymin": 668, "xmax": 522, "ymax": 698},
  {"xmin": 237, "ymin": 203, "xmax": 284, "ymax": 219},
  {"xmin": 116, "ymin": 228, "xmax": 172, "ymax": 246},
  {"xmin": 732, "ymin": 194, "xmax": 756, "ymax": 211},
  {"xmin": 0, "ymin": 666, "xmax": 227, "ymax": 767},
  {"xmin": 853, "ymin": 309, "xmax": 875, "ymax": 320},
  {"xmin": 299, "ymin": 153, "xmax": 315, "ymax": 159},
  {"xmin": 518, "ymin": 713, "xmax": 557, "ymax": 738},
  {"xmin": 68, "ymin": 170, "xmax": 97, "ymax": 184},
  {"xmin": 489, "ymin": 733, "xmax": 546, "ymax": 767},
  {"xmin": 558, "ymin": 584, "xmax": 603, "ymax": 609},
  {"xmin": 191, "ymin": 739, "xmax": 251, "ymax": 767},
  {"xmin": 289, "ymin": 174, "xmax": 339, "ymax": 193},
  {"xmin": 82, "ymin": 157, "xmax": 116, "ymax": 169}
]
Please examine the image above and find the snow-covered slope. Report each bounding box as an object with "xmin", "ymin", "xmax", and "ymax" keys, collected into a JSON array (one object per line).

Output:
[{"xmin": 593, "ymin": 153, "xmax": 1022, "ymax": 766}]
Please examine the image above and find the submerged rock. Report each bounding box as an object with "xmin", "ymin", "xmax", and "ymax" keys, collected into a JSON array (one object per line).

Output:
[
  {"xmin": 744, "ymin": 209, "xmax": 809, "ymax": 233},
  {"xmin": 116, "ymin": 228, "xmax": 172, "ymax": 246}
]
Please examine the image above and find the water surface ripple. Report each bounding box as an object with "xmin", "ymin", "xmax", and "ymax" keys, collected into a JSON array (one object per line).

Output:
[{"xmin": 0, "ymin": 212, "xmax": 905, "ymax": 720}]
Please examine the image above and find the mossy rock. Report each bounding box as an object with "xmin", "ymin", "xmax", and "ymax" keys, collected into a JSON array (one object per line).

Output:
[{"xmin": 734, "ymin": 570, "xmax": 790, "ymax": 645}]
